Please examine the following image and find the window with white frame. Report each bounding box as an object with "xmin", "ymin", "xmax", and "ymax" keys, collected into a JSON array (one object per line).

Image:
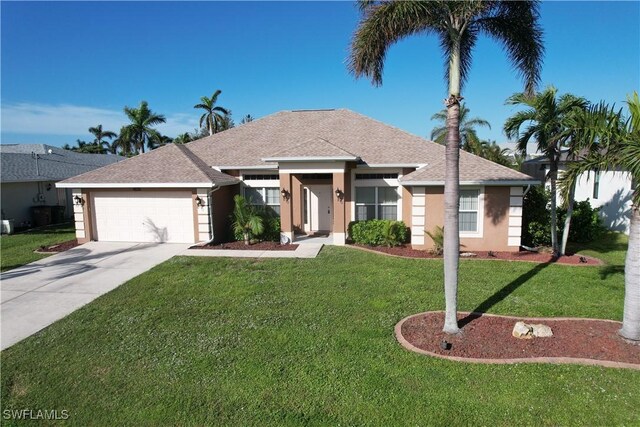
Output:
[
  {"xmin": 244, "ymin": 187, "xmax": 280, "ymax": 216},
  {"xmin": 459, "ymin": 189, "xmax": 480, "ymax": 232},
  {"xmin": 355, "ymin": 187, "xmax": 398, "ymax": 220}
]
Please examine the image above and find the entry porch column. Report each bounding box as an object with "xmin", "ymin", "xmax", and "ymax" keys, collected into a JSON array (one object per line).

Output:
[
  {"xmin": 332, "ymin": 171, "xmax": 346, "ymax": 245},
  {"xmin": 279, "ymin": 172, "xmax": 294, "ymax": 243}
]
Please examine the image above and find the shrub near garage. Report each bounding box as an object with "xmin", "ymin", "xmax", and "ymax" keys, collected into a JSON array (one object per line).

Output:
[{"xmin": 348, "ymin": 219, "xmax": 409, "ymax": 247}]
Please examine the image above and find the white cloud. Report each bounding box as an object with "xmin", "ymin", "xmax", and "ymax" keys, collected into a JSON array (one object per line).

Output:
[{"xmin": 1, "ymin": 102, "xmax": 200, "ymax": 137}]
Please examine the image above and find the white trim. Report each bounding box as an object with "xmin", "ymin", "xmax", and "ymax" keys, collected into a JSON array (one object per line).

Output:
[
  {"xmin": 56, "ymin": 182, "xmax": 217, "ymax": 189},
  {"xmin": 459, "ymin": 187, "xmax": 484, "ymax": 238},
  {"xmin": 400, "ymin": 180, "xmax": 539, "ymax": 186},
  {"xmin": 357, "ymin": 163, "xmax": 425, "ymax": 168},
  {"xmin": 263, "ymin": 156, "xmax": 358, "ymax": 162},
  {"xmin": 279, "ymin": 162, "xmax": 346, "ymax": 174},
  {"xmin": 217, "ymin": 165, "xmax": 275, "ymax": 170}
]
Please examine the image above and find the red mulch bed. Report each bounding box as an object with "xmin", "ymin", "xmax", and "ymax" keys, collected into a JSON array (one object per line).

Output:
[
  {"xmin": 350, "ymin": 244, "xmax": 602, "ymax": 266},
  {"xmin": 399, "ymin": 312, "xmax": 640, "ymax": 368},
  {"xmin": 190, "ymin": 241, "xmax": 298, "ymax": 251},
  {"xmin": 35, "ymin": 239, "xmax": 79, "ymax": 253}
]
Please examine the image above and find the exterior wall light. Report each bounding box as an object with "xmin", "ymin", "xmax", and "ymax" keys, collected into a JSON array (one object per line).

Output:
[
  {"xmin": 281, "ymin": 188, "xmax": 291, "ymax": 201},
  {"xmin": 195, "ymin": 196, "xmax": 205, "ymax": 207},
  {"xmin": 73, "ymin": 195, "xmax": 85, "ymax": 206},
  {"xmin": 335, "ymin": 188, "xmax": 344, "ymax": 201}
]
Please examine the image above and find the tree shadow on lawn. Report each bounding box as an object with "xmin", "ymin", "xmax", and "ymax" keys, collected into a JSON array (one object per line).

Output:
[{"xmin": 459, "ymin": 261, "xmax": 552, "ymax": 328}]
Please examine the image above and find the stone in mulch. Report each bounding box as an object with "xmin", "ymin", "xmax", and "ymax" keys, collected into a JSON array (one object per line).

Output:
[
  {"xmin": 398, "ymin": 311, "xmax": 640, "ymax": 369},
  {"xmin": 34, "ymin": 239, "xmax": 79, "ymax": 254},
  {"xmin": 351, "ymin": 244, "xmax": 602, "ymax": 266},
  {"xmin": 190, "ymin": 241, "xmax": 298, "ymax": 251}
]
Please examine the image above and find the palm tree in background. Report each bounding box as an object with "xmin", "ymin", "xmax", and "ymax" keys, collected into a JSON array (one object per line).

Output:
[
  {"xmin": 504, "ymin": 87, "xmax": 587, "ymax": 255},
  {"xmin": 559, "ymin": 92, "xmax": 640, "ymax": 341},
  {"xmin": 111, "ymin": 126, "xmax": 136, "ymax": 156},
  {"xmin": 240, "ymin": 114, "xmax": 254, "ymax": 125},
  {"xmin": 348, "ymin": 0, "xmax": 543, "ymax": 334},
  {"xmin": 194, "ymin": 90, "xmax": 229, "ymax": 136},
  {"xmin": 88, "ymin": 124, "xmax": 117, "ymax": 154},
  {"xmin": 173, "ymin": 132, "xmax": 194, "ymax": 144},
  {"xmin": 122, "ymin": 101, "xmax": 166, "ymax": 154},
  {"xmin": 150, "ymin": 134, "xmax": 173, "ymax": 149},
  {"xmin": 430, "ymin": 104, "xmax": 491, "ymax": 150}
]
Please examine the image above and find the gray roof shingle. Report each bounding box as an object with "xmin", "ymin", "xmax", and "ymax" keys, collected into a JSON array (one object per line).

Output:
[{"xmin": 1, "ymin": 144, "xmax": 121, "ymax": 183}]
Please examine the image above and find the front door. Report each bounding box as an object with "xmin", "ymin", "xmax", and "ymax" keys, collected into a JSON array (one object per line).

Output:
[{"xmin": 305, "ymin": 185, "xmax": 332, "ymax": 233}]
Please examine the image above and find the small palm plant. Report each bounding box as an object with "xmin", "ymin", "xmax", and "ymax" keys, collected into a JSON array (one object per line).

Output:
[
  {"xmin": 425, "ymin": 226, "xmax": 445, "ymax": 256},
  {"xmin": 231, "ymin": 195, "xmax": 264, "ymax": 245}
]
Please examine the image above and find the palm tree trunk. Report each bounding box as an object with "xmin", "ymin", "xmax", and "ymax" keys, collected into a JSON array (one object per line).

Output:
[
  {"xmin": 208, "ymin": 116, "xmax": 214, "ymax": 136},
  {"xmin": 620, "ymin": 205, "xmax": 640, "ymax": 341},
  {"xmin": 560, "ymin": 181, "xmax": 576, "ymax": 256},
  {"xmin": 244, "ymin": 232, "xmax": 250, "ymax": 246},
  {"xmin": 442, "ymin": 37, "xmax": 462, "ymax": 335},
  {"xmin": 549, "ymin": 158, "xmax": 559, "ymax": 255}
]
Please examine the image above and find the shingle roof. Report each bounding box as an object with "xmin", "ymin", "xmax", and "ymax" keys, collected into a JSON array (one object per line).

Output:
[
  {"xmin": 58, "ymin": 143, "xmax": 238, "ymax": 186},
  {"xmin": 264, "ymin": 137, "xmax": 359, "ymax": 161},
  {"xmin": 188, "ymin": 109, "xmax": 441, "ymax": 167},
  {"xmin": 1, "ymin": 144, "xmax": 121, "ymax": 183},
  {"xmin": 399, "ymin": 150, "xmax": 537, "ymax": 184}
]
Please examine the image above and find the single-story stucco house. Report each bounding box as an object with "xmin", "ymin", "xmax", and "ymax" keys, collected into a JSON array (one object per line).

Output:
[
  {"xmin": 1, "ymin": 144, "xmax": 121, "ymax": 229},
  {"xmin": 57, "ymin": 109, "xmax": 537, "ymax": 251}
]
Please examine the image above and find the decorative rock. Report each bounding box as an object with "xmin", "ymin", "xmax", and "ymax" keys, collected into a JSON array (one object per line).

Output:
[
  {"xmin": 460, "ymin": 252, "xmax": 478, "ymax": 258},
  {"xmin": 512, "ymin": 321, "xmax": 534, "ymax": 339},
  {"xmin": 531, "ymin": 323, "xmax": 553, "ymax": 337}
]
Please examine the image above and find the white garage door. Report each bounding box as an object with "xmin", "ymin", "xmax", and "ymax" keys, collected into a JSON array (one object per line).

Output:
[{"xmin": 92, "ymin": 191, "xmax": 195, "ymax": 243}]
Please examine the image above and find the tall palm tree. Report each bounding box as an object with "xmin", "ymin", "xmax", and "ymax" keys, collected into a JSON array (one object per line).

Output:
[
  {"xmin": 349, "ymin": 0, "xmax": 543, "ymax": 334},
  {"xmin": 504, "ymin": 87, "xmax": 587, "ymax": 255},
  {"xmin": 194, "ymin": 90, "xmax": 229, "ymax": 136},
  {"xmin": 430, "ymin": 104, "xmax": 491, "ymax": 150},
  {"xmin": 111, "ymin": 126, "xmax": 135, "ymax": 156},
  {"xmin": 122, "ymin": 101, "xmax": 166, "ymax": 154},
  {"xmin": 560, "ymin": 92, "xmax": 640, "ymax": 341},
  {"xmin": 150, "ymin": 133, "xmax": 173, "ymax": 149},
  {"xmin": 88, "ymin": 124, "xmax": 117, "ymax": 154}
]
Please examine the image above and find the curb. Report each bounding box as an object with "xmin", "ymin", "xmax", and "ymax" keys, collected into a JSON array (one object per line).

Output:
[{"xmin": 395, "ymin": 311, "xmax": 640, "ymax": 370}]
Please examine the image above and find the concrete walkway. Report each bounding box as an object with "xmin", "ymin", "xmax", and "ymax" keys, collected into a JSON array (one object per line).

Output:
[
  {"xmin": 181, "ymin": 243, "xmax": 323, "ymax": 259},
  {"xmin": 1, "ymin": 242, "xmax": 188, "ymax": 351}
]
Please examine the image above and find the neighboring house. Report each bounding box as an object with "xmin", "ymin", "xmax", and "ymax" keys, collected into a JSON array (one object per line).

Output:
[
  {"xmin": 522, "ymin": 151, "xmax": 632, "ymax": 234},
  {"xmin": 1, "ymin": 144, "xmax": 121, "ymax": 228},
  {"xmin": 58, "ymin": 109, "xmax": 537, "ymax": 250}
]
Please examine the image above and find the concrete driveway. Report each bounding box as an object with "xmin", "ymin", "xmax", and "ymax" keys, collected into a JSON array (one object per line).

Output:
[{"xmin": 1, "ymin": 242, "xmax": 188, "ymax": 351}]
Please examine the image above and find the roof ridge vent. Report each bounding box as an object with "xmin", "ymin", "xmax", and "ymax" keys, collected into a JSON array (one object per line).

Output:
[{"xmin": 291, "ymin": 109, "xmax": 336, "ymax": 112}]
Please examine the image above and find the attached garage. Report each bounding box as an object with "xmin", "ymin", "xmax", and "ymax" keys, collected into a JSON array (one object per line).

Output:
[{"xmin": 91, "ymin": 190, "xmax": 196, "ymax": 243}]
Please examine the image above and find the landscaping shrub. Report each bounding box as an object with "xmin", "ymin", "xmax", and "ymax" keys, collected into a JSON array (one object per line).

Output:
[
  {"xmin": 231, "ymin": 201, "xmax": 281, "ymax": 243},
  {"xmin": 425, "ymin": 226, "xmax": 444, "ymax": 255},
  {"xmin": 349, "ymin": 220, "xmax": 409, "ymax": 247},
  {"xmin": 522, "ymin": 187, "xmax": 604, "ymax": 247}
]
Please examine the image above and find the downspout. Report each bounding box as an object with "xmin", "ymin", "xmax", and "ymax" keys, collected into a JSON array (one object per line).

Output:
[
  {"xmin": 203, "ymin": 186, "xmax": 221, "ymax": 245},
  {"xmin": 523, "ymin": 184, "xmax": 532, "ymax": 197}
]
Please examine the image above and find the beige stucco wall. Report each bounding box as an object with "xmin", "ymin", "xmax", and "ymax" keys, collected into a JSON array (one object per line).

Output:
[{"xmin": 412, "ymin": 186, "xmax": 519, "ymax": 252}]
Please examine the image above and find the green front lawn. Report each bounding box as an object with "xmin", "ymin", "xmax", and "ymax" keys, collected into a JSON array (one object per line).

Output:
[
  {"xmin": 1, "ymin": 233, "xmax": 637, "ymax": 426},
  {"xmin": 0, "ymin": 223, "xmax": 76, "ymax": 272}
]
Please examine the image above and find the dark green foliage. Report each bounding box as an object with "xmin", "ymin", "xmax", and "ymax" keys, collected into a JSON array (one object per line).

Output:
[
  {"xmin": 231, "ymin": 205, "xmax": 280, "ymax": 243},
  {"xmin": 349, "ymin": 220, "xmax": 409, "ymax": 247},
  {"xmin": 522, "ymin": 187, "xmax": 604, "ymax": 247}
]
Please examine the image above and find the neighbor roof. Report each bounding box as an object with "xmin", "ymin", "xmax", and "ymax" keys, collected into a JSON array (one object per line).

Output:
[
  {"xmin": 1, "ymin": 144, "xmax": 121, "ymax": 183},
  {"xmin": 400, "ymin": 150, "xmax": 538, "ymax": 185},
  {"xmin": 57, "ymin": 143, "xmax": 239, "ymax": 188}
]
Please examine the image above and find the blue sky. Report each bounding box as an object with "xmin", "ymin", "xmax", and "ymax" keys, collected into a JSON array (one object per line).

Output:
[{"xmin": 2, "ymin": 1, "xmax": 639, "ymax": 152}]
